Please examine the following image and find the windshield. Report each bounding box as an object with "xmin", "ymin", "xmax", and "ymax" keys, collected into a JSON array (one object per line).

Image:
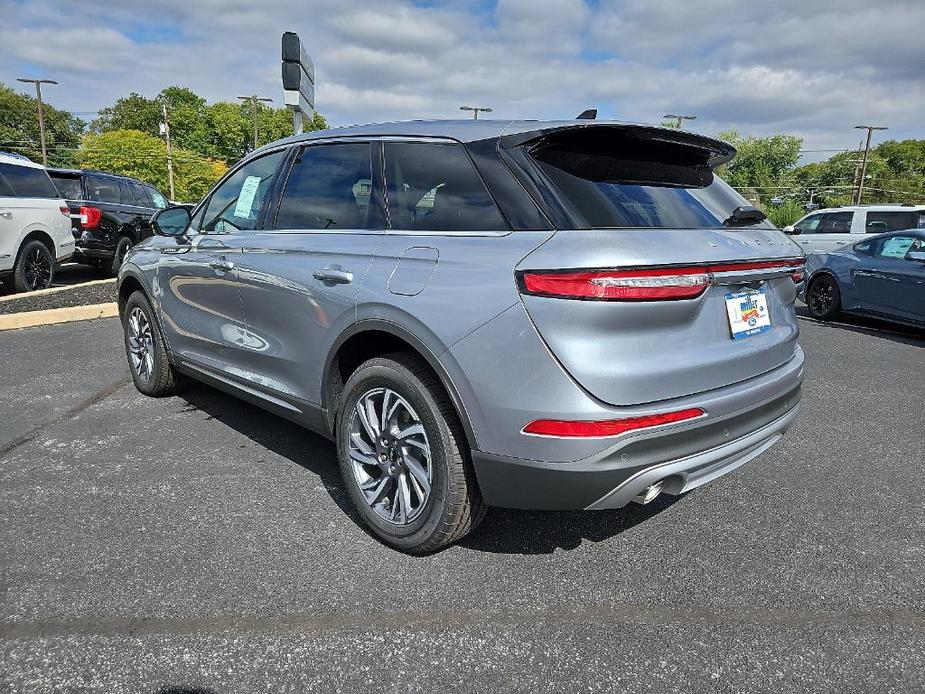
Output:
[
  {"xmin": 528, "ymin": 130, "xmax": 774, "ymax": 230},
  {"xmin": 49, "ymin": 173, "xmax": 83, "ymax": 200}
]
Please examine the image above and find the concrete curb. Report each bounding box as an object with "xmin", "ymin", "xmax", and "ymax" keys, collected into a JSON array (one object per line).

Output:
[
  {"xmin": 0, "ymin": 277, "xmax": 116, "ymax": 303},
  {"xmin": 0, "ymin": 303, "xmax": 118, "ymax": 331}
]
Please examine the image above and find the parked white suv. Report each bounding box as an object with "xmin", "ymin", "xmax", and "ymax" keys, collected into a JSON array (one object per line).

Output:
[
  {"xmin": 0, "ymin": 153, "xmax": 74, "ymax": 292},
  {"xmin": 784, "ymin": 204, "xmax": 925, "ymax": 254}
]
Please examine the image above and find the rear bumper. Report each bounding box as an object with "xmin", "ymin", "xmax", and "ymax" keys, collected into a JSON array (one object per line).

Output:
[{"xmin": 472, "ymin": 383, "xmax": 801, "ymax": 511}]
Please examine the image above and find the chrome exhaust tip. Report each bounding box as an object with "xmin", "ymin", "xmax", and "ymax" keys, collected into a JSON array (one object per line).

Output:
[{"xmin": 633, "ymin": 481, "xmax": 664, "ymax": 505}]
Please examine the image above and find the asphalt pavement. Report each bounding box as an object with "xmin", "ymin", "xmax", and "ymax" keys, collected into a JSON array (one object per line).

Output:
[{"xmin": 1, "ymin": 312, "xmax": 923, "ymax": 693}]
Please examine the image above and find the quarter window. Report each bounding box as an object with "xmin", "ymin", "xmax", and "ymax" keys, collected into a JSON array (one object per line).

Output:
[
  {"xmin": 865, "ymin": 211, "xmax": 917, "ymax": 233},
  {"xmin": 198, "ymin": 150, "xmax": 285, "ymax": 233},
  {"xmin": 0, "ymin": 163, "xmax": 59, "ymax": 198},
  {"xmin": 275, "ymin": 143, "xmax": 373, "ymax": 230},
  {"xmin": 794, "ymin": 214, "xmax": 822, "ymax": 232},
  {"xmin": 384, "ymin": 142, "xmax": 507, "ymax": 232}
]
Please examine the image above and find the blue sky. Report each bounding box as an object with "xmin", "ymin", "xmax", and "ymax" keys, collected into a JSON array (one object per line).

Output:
[{"xmin": 2, "ymin": 0, "xmax": 924, "ymax": 159}]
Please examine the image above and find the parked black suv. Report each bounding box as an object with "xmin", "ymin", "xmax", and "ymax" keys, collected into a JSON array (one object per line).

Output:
[{"xmin": 47, "ymin": 169, "xmax": 170, "ymax": 275}]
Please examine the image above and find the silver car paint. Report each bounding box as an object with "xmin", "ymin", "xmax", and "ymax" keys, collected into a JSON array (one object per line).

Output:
[{"xmin": 121, "ymin": 119, "xmax": 805, "ymax": 509}]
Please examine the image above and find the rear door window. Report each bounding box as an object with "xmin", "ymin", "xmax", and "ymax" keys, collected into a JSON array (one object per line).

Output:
[
  {"xmin": 865, "ymin": 211, "xmax": 917, "ymax": 233},
  {"xmin": 0, "ymin": 163, "xmax": 59, "ymax": 198},
  {"xmin": 384, "ymin": 142, "xmax": 507, "ymax": 232},
  {"xmin": 86, "ymin": 175, "xmax": 122, "ymax": 204},
  {"xmin": 275, "ymin": 142, "xmax": 373, "ymax": 230},
  {"xmin": 817, "ymin": 212, "xmax": 853, "ymax": 233},
  {"xmin": 794, "ymin": 214, "xmax": 823, "ymax": 233},
  {"xmin": 121, "ymin": 180, "xmax": 150, "ymax": 207}
]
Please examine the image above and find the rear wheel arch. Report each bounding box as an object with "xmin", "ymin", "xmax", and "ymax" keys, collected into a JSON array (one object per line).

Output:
[
  {"xmin": 323, "ymin": 321, "xmax": 478, "ymax": 451},
  {"xmin": 18, "ymin": 229, "xmax": 56, "ymax": 259}
]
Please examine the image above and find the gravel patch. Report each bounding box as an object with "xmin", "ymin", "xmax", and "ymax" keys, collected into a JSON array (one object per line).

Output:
[{"xmin": 0, "ymin": 281, "xmax": 116, "ymax": 315}]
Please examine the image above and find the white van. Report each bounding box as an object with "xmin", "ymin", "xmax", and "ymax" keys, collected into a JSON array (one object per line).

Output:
[
  {"xmin": 0, "ymin": 153, "xmax": 74, "ymax": 292},
  {"xmin": 784, "ymin": 204, "xmax": 925, "ymax": 254}
]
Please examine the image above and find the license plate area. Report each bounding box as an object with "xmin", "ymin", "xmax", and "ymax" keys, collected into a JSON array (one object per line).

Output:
[{"xmin": 725, "ymin": 288, "xmax": 771, "ymax": 340}]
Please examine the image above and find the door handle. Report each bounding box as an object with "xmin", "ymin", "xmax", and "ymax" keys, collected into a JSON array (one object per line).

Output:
[
  {"xmin": 313, "ymin": 268, "xmax": 353, "ymax": 284},
  {"xmin": 0, "ymin": 210, "xmax": 12, "ymax": 219},
  {"xmin": 209, "ymin": 259, "xmax": 236, "ymax": 272}
]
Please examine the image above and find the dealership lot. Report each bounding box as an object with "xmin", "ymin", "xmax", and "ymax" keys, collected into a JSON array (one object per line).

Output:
[{"xmin": 1, "ymin": 314, "xmax": 923, "ymax": 693}]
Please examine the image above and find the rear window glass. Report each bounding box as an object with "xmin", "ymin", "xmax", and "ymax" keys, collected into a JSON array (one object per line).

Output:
[
  {"xmin": 528, "ymin": 130, "xmax": 774, "ymax": 230},
  {"xmin": 0, "ymin": 163, "xmax": 59, "ymax": 198},
  {"xmin": 48, "ymin": 173, "xmax": 83, "ymax": 199},
  {"xmin": 146, "ymin": 186, "xmax": 168, "ymax": 209}
]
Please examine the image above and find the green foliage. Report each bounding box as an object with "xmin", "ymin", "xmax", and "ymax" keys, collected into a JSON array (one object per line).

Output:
[
  {"xmin": 716, "ymin": 130, "xmax": 803, "ymax": 193},
  {"xmin": 78, "ymin": 130, "xmax": 227, "ymax": 202},
  {"xmin": 91, "ymin": 86, "xmax": 328, "ymax": 163},
  {"xmin": 0, "ymin": 82, "xmax": 85, "ymax": 167},
  {"xmin": 764, "ymin": 199, "xmax": 805, "ymax": 228}
]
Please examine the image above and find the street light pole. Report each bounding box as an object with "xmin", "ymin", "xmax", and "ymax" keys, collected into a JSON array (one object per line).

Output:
[
  {"xmin": 160, "ymin": 102, "xmax": 176, "ymax": 201},
  {"xmin": 17, "ymin": 78, "xmax": 58, "ymax": 166},
  {"xmin": 854, "ymin": 125, "xmax": 888, "ymax": 205},
  {"xmin": 459, "ymin": 105, "xmax": 492, "ymax": 120},
  {"xmin": 238, "ymin": 95, "xmax": 274, "ymax": 149},
  {"xmin": 663, "ymin": 114, "xmax": 696, "ymax": 129}
]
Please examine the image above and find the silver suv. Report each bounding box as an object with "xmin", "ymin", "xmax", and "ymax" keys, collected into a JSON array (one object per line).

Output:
[{"xmin": 118, "ymin": 120, "xmax": 805, "ymax": 553}]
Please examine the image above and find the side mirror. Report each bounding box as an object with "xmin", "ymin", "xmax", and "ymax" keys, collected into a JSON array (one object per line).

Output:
[
  {"xmin": 151, "ymin": 206, "xmax": 191, "ymax": 237},
  {"xmin": 906, "ymin": 250, "xmax": 925, "ymax": 263},
  {"xmin": 782, "ymin": 225, "xmax": 799, "ymax": 235}
]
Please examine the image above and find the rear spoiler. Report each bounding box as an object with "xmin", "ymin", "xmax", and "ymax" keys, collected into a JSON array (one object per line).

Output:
[{"xmin": 499, "ymin": 123, "xmax": 736, "ymax": 170}]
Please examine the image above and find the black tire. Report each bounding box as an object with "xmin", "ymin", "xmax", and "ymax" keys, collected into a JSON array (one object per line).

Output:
[
  {"xmin": 806, "ymin": 274, "xmax": 842, "ymax": 320},
  {"xmin": 336, "ymin": 353, "xmax": 486, "ymax": 554},
  {"xmin": 13, "ymin": 239, "xmax": 55, "ymax": 292},
  {"xmin": 109, "ymin": 235, "xmax": 134, "ymax": 276},
  {"xmin": 122, "ymin": 291, "xmax": 186, "ymax": 397}
]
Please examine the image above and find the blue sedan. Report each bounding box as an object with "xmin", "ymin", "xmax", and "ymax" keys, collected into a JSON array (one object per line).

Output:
[{"xmin": 801, "ymin": 229, "xmax": 925, "ymax": 328}]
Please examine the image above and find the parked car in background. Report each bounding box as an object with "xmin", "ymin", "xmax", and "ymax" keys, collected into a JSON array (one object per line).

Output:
[
  {"xmin": 802, "ymin": 229, "xmax": 925, "ymax": 328},
  {"xmin": 118, "ymin": 120, "xmax": 804, "ymax": 553},
  {"xmin": 0, "ymin": 153, "xmax": 74, "ymax": 292},
  {"xmin": 47, "ymin": 169, "xmax": 169, "ymax": 276},
  {"xmin": 783, "ymin": 204, "xmax": 925, "ymax": 254}
]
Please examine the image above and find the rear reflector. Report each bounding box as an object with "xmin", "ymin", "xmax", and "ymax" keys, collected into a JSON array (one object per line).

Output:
[
  {"xmin": 523, "ymin": 407, "xmax": 705, "ymax": 438},
  {"xmin": 519, "ymin": 258, "xmax": 805, "ymax": 301},
  {"xmin": 79, "ymin": 206, "xmax": 101, "ymax": 229}
]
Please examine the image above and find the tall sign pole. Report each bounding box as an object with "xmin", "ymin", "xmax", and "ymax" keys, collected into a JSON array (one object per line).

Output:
[{"xmin": 282, "ymin": 32, "xmax": 315, "ymax": 135}]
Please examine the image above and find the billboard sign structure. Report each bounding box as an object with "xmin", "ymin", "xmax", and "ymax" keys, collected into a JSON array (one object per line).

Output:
[{"xmin": 282, "ymin": 32, "xmax": 314, "ymax": 133}]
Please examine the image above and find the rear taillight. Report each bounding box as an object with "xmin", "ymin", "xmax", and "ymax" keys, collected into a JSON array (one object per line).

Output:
[
  {"xmin": 58, "ymin": 205, "xmax": 70, "ymax": 217},
  {"xmin": 520, "ymin": 268, "xmax": 710, "ymax": 301},
  {"xmin": 79, "ymin": 206, "xmax": 101, "ymax": 229},
  {"xmin": 523, "ymin": 407, "xmax": 705, "ymax": 438},
  {"xmin": 519, "ymin": 258, "xmax": 806, "ymax": 301}
]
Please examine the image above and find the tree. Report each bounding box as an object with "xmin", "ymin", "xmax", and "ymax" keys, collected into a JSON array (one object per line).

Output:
[
  {"xmin": 0, "ymin": 81, "xmax": 85, "ymax": 167},
  {"xmin": 78, "ymin": 130, "xmax": 226, "ymax": 202},
  {"xmin": 716, "ymin": 130, "xmax": 803, "ymax": 202}
]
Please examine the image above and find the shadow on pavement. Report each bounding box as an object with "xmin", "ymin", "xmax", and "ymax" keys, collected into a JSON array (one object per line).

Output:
[
  {"xmin": 796, "ymin": 305, "xmax": 925, "ymax": 348},
  {"xmin": 177, "ymin": 383, "xmax": 359, "ymax": 524},
  {"xmin": 178, "ymin": 381, "xmax": 685, "ymax": 555},
  {"xmin": 461, "ymin": 494, "xmax": 683, "ymax": 555}
]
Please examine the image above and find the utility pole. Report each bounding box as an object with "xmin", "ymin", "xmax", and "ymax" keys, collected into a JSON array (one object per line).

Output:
[
  {"xmin": 16, "ymin": 78, "xmax": 57, "ymax": 166},
  {"xmin": 663, "ymin": 114, "xmax": 697, "ymax": 128},
  {"xmin": 238, "ymin": 95, "xmax": 274, "ymax": 149},
  {"xmin": 854, "ymin": 125, "xmax": 888, "ymax": 204},
  {"xmin": 459, "ymin": 105, "xmax": 492, "ymax": 120},
  {"xmin": 849, "ymin": 140, "xmax": 864, "ymax": 205},
  {"xmin": 159, "ymin": 102, "xmax": 176, "ymax": 201}
]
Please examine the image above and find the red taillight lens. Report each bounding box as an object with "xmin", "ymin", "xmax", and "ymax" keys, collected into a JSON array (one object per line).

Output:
[
  {"xmin": 791, "ymin": 270, "xmax": 805, "ymax": 283},
  {"xmin": 523, "ymin": 408, "xmax": 705, "ymax": 438},
  {"xmin": 521, "ymin": 268, "xmax": 710, "ymax": 301},
  {"xmin": 79, "ymin": 206, "xmax": 101, "ymax": 229},
  {"xmin": 58, "ymin": 205, "xmax": 70, "ymax": 217},
  {"xmin": 519, "ymin": 258, "xmax": 806, "ymax": 301}
]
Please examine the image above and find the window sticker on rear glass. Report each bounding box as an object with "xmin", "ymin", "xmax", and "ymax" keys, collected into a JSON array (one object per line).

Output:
[
  {"xmin": 233, "ymin": 175, "xmax": 262, "ymax": 219},
  {"xmin": 880, "ymin": 237, "xmax": 915, "ymax": 259}
]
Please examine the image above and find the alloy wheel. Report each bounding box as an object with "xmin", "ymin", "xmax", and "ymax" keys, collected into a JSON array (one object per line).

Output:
[
  {"xmin": 809, "ymin": 278, "xmax": 834, "ymax": 316},
  {"xmin": 348, "ymin": 387, "xmax": 433, "ymax": 525},
  {"xmin": 23, "ymin": 247, "xmax": 52, "ymax": 290},
  {"xmin": 127, "ymin": 307, "xmax": 155, "ymax": 381}
]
